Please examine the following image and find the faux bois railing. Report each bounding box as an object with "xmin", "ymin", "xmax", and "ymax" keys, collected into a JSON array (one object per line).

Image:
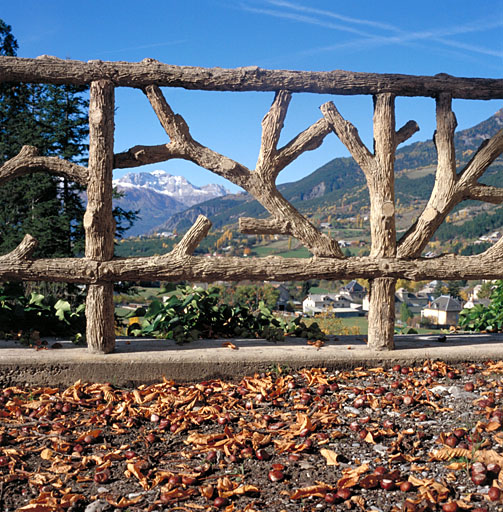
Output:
[{"xmin": 1, "ymin": 56, "xmax": 503, "ymax": 353}]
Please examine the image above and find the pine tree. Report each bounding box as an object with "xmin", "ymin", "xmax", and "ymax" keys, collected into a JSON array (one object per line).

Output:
[{"xmin": 0, "ymin": 21, "xmax": 89, "ymax": 258}]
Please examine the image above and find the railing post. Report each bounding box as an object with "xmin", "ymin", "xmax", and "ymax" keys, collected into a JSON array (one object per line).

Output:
[
  {"xmin": 84, "ymin": 80, "xmax": 115, "ymax": 353},
  {"xmin": 367, "ymin": 94, "xmax": 397, "ymax": 350}
]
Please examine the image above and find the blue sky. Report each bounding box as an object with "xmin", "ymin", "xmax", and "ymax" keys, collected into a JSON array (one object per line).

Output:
[{"xmin": 3, "ymin": 1, "xmax": 503, "ymax": 192}]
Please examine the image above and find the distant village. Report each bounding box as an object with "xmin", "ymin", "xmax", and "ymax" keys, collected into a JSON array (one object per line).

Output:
[{"xmin": 298, "ymin": 280, "xmax": 491, "ymax": 329}]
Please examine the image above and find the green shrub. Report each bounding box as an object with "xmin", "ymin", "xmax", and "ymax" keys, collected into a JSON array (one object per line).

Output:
[
  {"xmin": 0, "ymin": 288, "xmax": 85, "ymax": 339},
  {"xmin": 122, "ymin": 285, "xmax": 326, "ymax": 343},
  {"xmin": 459, "ymin": 281, "xmax": 503, "ymax": 332}
]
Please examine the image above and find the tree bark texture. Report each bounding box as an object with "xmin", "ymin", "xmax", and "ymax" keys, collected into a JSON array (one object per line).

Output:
[
  {"xmin": 366, "ymin": 95, "xmax": 398, "ymax": 350},
  {"xmin": 322, "ymin": 94, "xmax": 405, "ymax": 349},
  {"xmin": 1, "ymin": 56, "xmax": 502, "ymax": 99},
  {"xmin": 84, "ymin": 80, "xmax": 115, "ymax": 354},
  {"xmin": 4, "ymin": 246, "xmax": 503, "ymax": 283},
  {"xmin": 367, "ymin": 277, "xmax": 396, "ymax": 351}
]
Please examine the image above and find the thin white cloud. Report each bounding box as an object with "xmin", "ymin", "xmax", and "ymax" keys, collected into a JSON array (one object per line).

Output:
[
  {"xmin": 241, "ymin": 0, "xmax": 503, "ymax": 60},
  {"xmin": 240, "ymin": 4, "xmax": 378, "ymax": 38},
  {"xmin": 266, "ymin": 0, "xmax": 398, "ymax": 32}
]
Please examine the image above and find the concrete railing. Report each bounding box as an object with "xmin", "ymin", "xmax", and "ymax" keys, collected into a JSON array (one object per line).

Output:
[{"xmin": 1, "ymin": 56, "xmax": 503, "ymax": 353}]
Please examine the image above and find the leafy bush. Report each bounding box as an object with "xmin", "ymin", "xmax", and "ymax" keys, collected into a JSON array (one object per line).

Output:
[
  {"xmin": 459, "ymin": 280, "xmax": 503, "ymax": 332},
  {"xmin": 0, "ymin": 288, "xmax": 85, "ymax": 338},
  {"xmin": 122, "ymin": 285, "xmax": 326, "ymax": 343}
]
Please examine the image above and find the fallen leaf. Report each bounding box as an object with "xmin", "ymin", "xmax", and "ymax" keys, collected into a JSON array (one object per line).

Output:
[
  {"xmin": 221, "ymin": 484, "xmax": 260, "ymax": 498},
  {"xmin": 222, "ymin": 341, "xmax": 238, "ymax": 349},
  {"xmin": 320, "ymin": 448, "xmax": 340, "ymax": 466},
  {"xmin": 307, "ymin": 339, "xmax": 324, "ymax": 349},
  {"xmin": 290, "ymin": 483, "xmax": 333, "ymax": 499},
  {"xmin": 486, "ymin": 421, "xmax": 502, "ymax": 432},
  {"xmin": 40, "ymin": 448, "xmax": 54, "ymax": 460},
  {"xmin": 105, "ymin": 495, "xmax": 144, "ymax": 508}
]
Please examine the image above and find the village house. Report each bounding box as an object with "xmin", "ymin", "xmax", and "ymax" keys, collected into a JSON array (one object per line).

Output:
[
  {"xmin": 302, "ymin": 293, "xmax": 337, "ymax": 314},
  {"xmin": 395, "ymin": 288, "xmax": 431, "ymax": 316},
  {"xmin": 362, "ymin": 287, "xmax": 432, "ymax": 316},
  {"xmin": 302, "ymin": 282, "xmax": 366, "ymax": 316},
  {"xmin": 420, "ymin": 295, "xmax": 463, "ymax": 327},
  {"xmin": 302, "ymin": 292, "xmax": 363, "ymax": 317},
  {"xmin": 340, "ymin": 280, "xmax": 367, "ymax": 302}
]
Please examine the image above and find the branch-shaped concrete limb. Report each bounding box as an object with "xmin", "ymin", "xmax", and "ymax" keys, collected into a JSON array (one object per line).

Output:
[
  {"xmin": 143, "ymin": 85, "xmax": 251, "ymax": 190},
  {"xmin": 398, "ymin": 95, "xmax": 503, "ymax": 258},
  {"xmin": 239, "ymin": 217, "xmax": 293, "ymax": 235},
  {"xmin": 3, "ymin": 250, "xmax": 503, "ymax": 283},
  {"xmin": 0, "ymin": 145, "xmax": 88, "ymax": 186},
  {"xmin": 321, "ymin": 96, "xmax": 418, "ymax": 259},
  {"xmin": 119, "ymin": 86, "xmax": 342, "ymax": 257},
  {"xmin": 0, "ymin": 234, "xmax": 38, "ymax": 262},
  {"xmin": 2, "ymin": 56, "xmax": 503, "ymax": 99},
  {"xmin": 172, "ymin": 215, "xmax": 212, "ymax": 257}
]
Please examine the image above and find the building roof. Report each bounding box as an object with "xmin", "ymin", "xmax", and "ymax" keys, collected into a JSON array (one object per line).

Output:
[
  {"xmin": 341, "ymin": 280, "xmax": 366, "ymax": 293},
  {"xmin": 304, "ymin": 294, "xmax": 337, "ymax": 303},
  {"xmin": 426, "ymin": 295, "xmax": 463, "ymax": 312}
]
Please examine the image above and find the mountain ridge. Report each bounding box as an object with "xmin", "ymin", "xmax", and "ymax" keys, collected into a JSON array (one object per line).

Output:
[{"xmin": 113, "ymin": 170, "xmax": 229, "ymax": 236}]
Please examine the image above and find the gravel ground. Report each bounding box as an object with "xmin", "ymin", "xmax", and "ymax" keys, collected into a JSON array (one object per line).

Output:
[{"xmin": 1, "ymin": 360, "xmax": 503, "ymax": 511}]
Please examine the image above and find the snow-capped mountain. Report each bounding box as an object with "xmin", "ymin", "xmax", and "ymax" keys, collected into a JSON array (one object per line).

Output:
[
  {"xmin": 114, "ymin": 170, "xmax": 229, "ymax": 208},
  {"xmin": 113, "ymin": 170, "xmax": 229, "ymax": 236}
]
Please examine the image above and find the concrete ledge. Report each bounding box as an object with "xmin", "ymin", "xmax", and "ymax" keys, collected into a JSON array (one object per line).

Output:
[{"xmin": 1, "ymin": 333, "xmax": 502, "ymax": 387}]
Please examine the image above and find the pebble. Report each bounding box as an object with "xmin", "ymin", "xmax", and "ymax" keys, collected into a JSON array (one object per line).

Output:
[
  {"xmin": 373, "ymin": 443, "xmax": 387, "ymax": 455},
  {"xmin": 447, "ymin": 385, "xmax": 477, "ymax": 399},
  {"xmin": 85, "ymin": 500, "xmax": 108, "ymax": 512},
  {"xmin": 430, "ymin": 385, "xmax": 448, "ymax": 395},
  {"xmin": 344, "ymin": 406, "xmax": 361, "ymax": 415}
]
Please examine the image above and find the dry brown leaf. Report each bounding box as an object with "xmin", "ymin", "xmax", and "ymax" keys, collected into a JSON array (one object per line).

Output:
[
  {"xmin": 364, "ymin": 431, "xmax": 376, "ymax": 444},
  {"xmin": 307, "ymin": 339, "xmax": 325, "ymax": 350},
  {"xmin": 290, "ymin": 484, "xmax": 333, "ymax": 500},
  {"xmin": 105, "ymin": 495, "xmax": 144, "ymax": 508},
  {"xmin": 350, "ymin": 495, "xmax": 366, "ymax": 510},
  {"xmin": 132, "ymin": 389, "xmax": 142, "ymax": 404},
  {"xmin": 217, "ymin": 476, "xmax": 234, "ymax": 492},
  {"xmin": 446, "ymin": 462, "xmax": 467, "ymax": 470},
  {"xmin": 429, "ymin": 447, "xmax": 471, "ymax": 461},
  {"xmin": 126, "ymin": 462, "xmax": 149, "ymax": 490},
  {"xmin": 221, "ymin": 484, "xmax": 260, "ymax": 498},
  {"xmin": 320, "ymin": 448, "xmax": 340, "ymax": 466},
  {"xmin": 158, "ymin": 486, "xmax": 198, "ymax": 502},
  {"xmin": 75, "ymin": 429, "xmax": 102, "ymax": 444},
  {"xmin": 222, "ymin": 341, "xmax": 238, "ymax": 350},
  {"xmin": 493, "ymin": 432, "xmax": 503, "ymax": 445},
  {"xmin": 40, "ymin": 448, "xmax": 53, "ymax": 461},
  {"xmin": 59, "ymin": 494, "xmax": 86, "ymax": 508},
  {"xmin": 337, "ymin": 463, "xmax": 370, "ymax": 488},
  {"xmin": 16, "ymin": 505, "xmax": 61, "ymax": 512},
  {"xmin": 199, "ymin": 484, "xmax": 214, "ymax": 499},
  {"xmin": 151, "ymin": 470, "xmax": 175, "ymax": 488},
  {"xmin": 486, "ymin": 421, "xmax": 502, "ymax": 432}
]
